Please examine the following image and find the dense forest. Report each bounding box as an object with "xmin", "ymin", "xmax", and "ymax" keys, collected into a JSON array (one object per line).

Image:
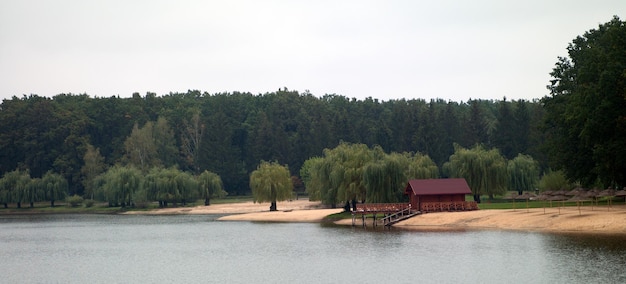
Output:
[
  {"xmin": 1, "ymin": 17, "xmax": 624, "ymax": 207},
  {"xmin": 0, "ymin": 90, "xmax": 545, "ymax": 197}
]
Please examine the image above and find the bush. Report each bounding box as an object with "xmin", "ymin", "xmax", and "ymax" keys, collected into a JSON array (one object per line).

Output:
[
  {"xmin": 84, "ymin": 199, "xmax": 95, "ymax": 208},
  {"xmin": 66, "ymin": 195, "xmax": 84, "ymax": 207},
  {"xmin": 539, "ymin": 170, "xmax": 570, "ymax": 192}
]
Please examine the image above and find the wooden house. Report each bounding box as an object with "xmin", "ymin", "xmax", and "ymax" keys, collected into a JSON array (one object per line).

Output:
[{"xmin": 404, "ymin": 178, "xmax": 477, "ymax": 212}]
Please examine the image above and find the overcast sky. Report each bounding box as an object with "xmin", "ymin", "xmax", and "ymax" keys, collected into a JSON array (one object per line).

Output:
[{"xmin": 1, "ymin": 0, "xmax": 624, "ymax": 102}]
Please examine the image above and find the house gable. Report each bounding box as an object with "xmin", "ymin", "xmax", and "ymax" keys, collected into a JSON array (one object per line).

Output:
[{"xmin": 404, "ymin": 178, "xmax": 472, "ymax": 196}]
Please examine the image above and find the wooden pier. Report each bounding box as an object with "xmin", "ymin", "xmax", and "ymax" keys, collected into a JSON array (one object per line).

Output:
[{"xmin": 351, "ymin": 203, "xmax": 421, "ymax": 227}]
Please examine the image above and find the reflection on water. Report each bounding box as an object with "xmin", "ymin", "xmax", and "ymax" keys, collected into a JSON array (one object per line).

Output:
[{"xmin": 0, "ymin": 214, "xmax": 624, "ymax": 283}]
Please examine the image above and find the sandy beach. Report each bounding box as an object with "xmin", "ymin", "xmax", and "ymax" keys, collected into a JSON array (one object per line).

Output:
[
  {"xmin": 124, "ymin": 199, "xmax": 344, "ymax": 222},
  {"xmin": 127, "ymin": 199, "xmax": 626, "ymax": 234},
  {"xmin": 339, "ymin": 205, "xmax": 626, "ymax": 234}
]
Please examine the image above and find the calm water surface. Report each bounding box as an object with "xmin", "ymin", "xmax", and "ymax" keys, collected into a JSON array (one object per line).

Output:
[{"xmin": 1, "ymin": 214, "xmax": 625, "ymax": 284}]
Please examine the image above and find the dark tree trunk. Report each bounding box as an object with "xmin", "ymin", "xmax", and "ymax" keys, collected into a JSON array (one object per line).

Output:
[
  {"xmin": 3, "ymin": 203, "xmax": 7, "ymax": 208},
  {"xmin": 30, "ymin": 202, "xmax": 34, "ymax": 208},
  {"xmin": 204, "ymin": 198, "xmax": 210, "ymax": 206},
  {"xmin": 473, "ymin": 194, "xmax": 481, "ymax": 203},
  {"xmin": 351, "ymin": 199, "xmax": 357, "ymax": 212},
  {"xmin": 343, "ymin": 201, "xmax": 350, "ymax": 212},
  {"xmin": 269, "ymin": 201, "xmax": 277, "ymax": 211},
  {"xmin": 17, "ymin": 202, "xmax": 21, "ymax": 208},
  {"xmin": 159, "ymin": 200, "xmax": 164, "ymax": 208},
  {"xmin": 51, "ymin": 200, "xmax": 55, "ymax": 207},
  {"xmin": 163, "ymin": 201, "xmax": 168, "ymax": 207}
]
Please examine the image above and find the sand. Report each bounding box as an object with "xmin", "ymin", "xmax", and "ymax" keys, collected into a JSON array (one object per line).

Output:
[
  {"xmin": 123, "ymin": 199, "xmax": 344, "ymax": 222},
  {"xmin": 126, "ymin": 200, "xmax": 626, "ymax": 234},
  {"xmin": 337, "ymin": 205, "xmax": 626, "ymax": 234}
]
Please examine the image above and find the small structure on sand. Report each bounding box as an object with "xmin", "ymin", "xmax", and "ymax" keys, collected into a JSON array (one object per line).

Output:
[
  {"xmin": 404, "ymin": 178, "xmax": 478, "ymax": 213},
  {"xmin": 352, "ymin": 178, "xmax": 478, "ymax": 227}
]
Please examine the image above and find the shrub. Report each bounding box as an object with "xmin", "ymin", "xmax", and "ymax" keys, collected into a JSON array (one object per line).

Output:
[
  {"xmin": 66, "ymin": 195, "xmax": 84, "ymax": 207},
  {"xmin": 539, "ymin": 170, "xmax": 570, "ymax": 192},
  {"xmin": 84, "ymin": 199, "xmax": 95, "ymax": 208}
]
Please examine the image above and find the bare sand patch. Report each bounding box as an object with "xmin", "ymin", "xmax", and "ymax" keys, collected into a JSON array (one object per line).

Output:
[
  {"xmin": 218, "ymin": 208, "xmax": 344, "ymax": 222},
  {"xmin": 124, "ymin": 199, "xmax": 330, "ymax": 215},
  {"xmin": 335, "ymin": 205, "xmax": 626, "ymax": 234}
]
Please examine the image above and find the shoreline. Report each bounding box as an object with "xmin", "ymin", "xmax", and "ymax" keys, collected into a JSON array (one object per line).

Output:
[
  {"xmin": 5, "ymin": 199, "xmax": 626, "ymax": 235},
  {"xmin": 125, "ymin": 199, "xmax": 626, "ymax": 235}
]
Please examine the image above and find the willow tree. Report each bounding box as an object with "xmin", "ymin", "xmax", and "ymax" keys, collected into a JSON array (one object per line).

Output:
[
  {"xmin": 173, "ymin": 170, "xmax": 198, "ymax": 206},
  {"xmin": 95, "ymin": 166, "xmax": 142, "ymax": 207},
  {"xmin": 300, "ymin": 157, "xmax": 323, "ymax": 201},
  {"xmin": 332, "ymin": 143, "xmax": 374, "ymax": 204},
  {"xmin": 197, "ymin": 170, "xmax": 226, "ymax": 206},
  {"xmin": 303, "ymin": 143, "xmax": 374, "ymax": 208},
  {"xmin": 2, "ymin": 169, "xmax": 31, "ymax": 208},
  {"xmin": 25, "ymin": 177, "xmax": 43, "ymax": 208},
  {"xmin": 42, "ymin": 171, "xmax": 68, "ymax": 207},
  {"xmin": 444, "ymin": 144, "xmax": 507, "ymax": 202},
  {"xmin": 363, "ymin": 152, "xmax": 407, "ymax": 203},
  {"xmin": 406, "ymin": 153, "xmax": 439, "ymax": 180},
  {"xmin": 508, "ymin": 154, "xmax": 539, "ymax": 195},
  {"xmin": 250, "ymin": 161, "xmax": 293, "ymax": 211},
  {"xmin": 140, "ymin": 167, "xmax": 197, "ymax": 207}
]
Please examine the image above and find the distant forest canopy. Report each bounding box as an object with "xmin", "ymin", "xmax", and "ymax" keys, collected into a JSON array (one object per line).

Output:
[{"xmin": 0, "ymin": 90, "xmax": 546, "ymax": 196}]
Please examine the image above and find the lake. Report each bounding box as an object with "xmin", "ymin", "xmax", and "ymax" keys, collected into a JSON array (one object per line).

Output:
[{"xmin": 1, "ymin": 214, "xmax": 625, "ymax": 283}]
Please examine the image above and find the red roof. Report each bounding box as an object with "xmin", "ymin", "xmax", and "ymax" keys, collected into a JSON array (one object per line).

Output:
[{"xmin": 404, "ymin": 178, "xmax": 472, "ymax": 196}]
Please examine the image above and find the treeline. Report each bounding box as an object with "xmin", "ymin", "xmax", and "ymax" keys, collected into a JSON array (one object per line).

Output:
[
  {"xmin": 0, "ymin": 89, "xmax": 545, "ymax": 196},
  {"xmin": 302, "ymin": 142, "xmax": 539, "ymax": 206}
]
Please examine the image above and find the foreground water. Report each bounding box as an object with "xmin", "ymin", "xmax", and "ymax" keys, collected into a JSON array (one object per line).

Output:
[{"xmin": 1, "ymin": 214, "xmax": 625, "ymax": 284}]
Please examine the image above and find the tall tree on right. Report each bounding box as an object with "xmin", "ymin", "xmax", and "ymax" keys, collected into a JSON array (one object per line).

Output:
[{"xmin": 542, "ymin": 16, "xmax": 626, "ymax": 188}]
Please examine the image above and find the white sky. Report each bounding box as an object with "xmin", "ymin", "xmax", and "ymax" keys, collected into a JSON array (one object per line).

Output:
[{"xmin": 1, "ymin": 0, "xmax": 624, "ymax": 102}]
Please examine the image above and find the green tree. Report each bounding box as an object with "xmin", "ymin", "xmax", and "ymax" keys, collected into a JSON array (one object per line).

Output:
[
  {"xmin": 173, "ymin": 170, "xmax": 197, "ymax": 206},
  {"xmin": 1, "ymin": 169, "xmax": 31, "ymax": 208},
  {"xmin": 363, "ymin": 152, "xmax": 407, "ymax": 203},
  {"xmin": 25, "ymin": 177, "xmax": 43, "ymax": 208},
  {"xmin": 153, "ymin": 116, "xmax": 178, "ymax": 168},
  {"xmin": 249, "ymin": 161, "xmax": 293, "ymax": 211},
  {"xmin": 300, "ymin": 157, "xmax": 324, "ymax": 201},
  {"xmin": 406, "ymin": 153, "xmax": 439, "ymax": 179},
  {"xmin": 81, "ymin": 143, "xmax": 106, "ymax": 199},
  {"xmin": 538, "ymin": 170, "xmax": 570, "ymax": 192},
  {"xmin": 508, "ymin": 154, "xmax": 540, "ymax": 195},
  {"xmin": 543, "ymin": 16, "xmax": 626, "ymax": 187},
  {"xmin": 42, "ymin": 171, "xmax": 68, "ymax": 207},
  {"xmin": 444, "ymin": 144, "xmax": 508, "ymax": 202},
  {"xmin": 124, "ymin": 122, "xmax": 158, "ymax": 171},
  {"xmin": 94, "ymin": 166, "xmax": 142, "ymax": 207},
  {"xmin": 181, "ymin": 111, "xmax": 204, "ymax": 173},
  {"xmin": 197, "ymin": 170, "xmax": 226, "ymax": 206}
]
